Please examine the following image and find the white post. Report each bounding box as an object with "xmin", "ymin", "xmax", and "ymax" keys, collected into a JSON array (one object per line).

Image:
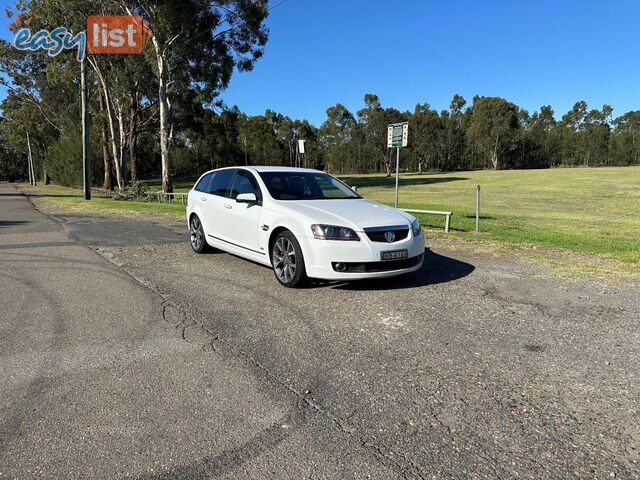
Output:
[
  {"xmin": 394, "ymin": 146, "xmax": 400, "ymax": 208},
  {"xmin": 475, "ymin": 185, "xmax": 481, "ymax": 232}
]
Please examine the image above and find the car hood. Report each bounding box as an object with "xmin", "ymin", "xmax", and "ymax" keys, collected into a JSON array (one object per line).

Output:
[{"xmin": 277, "ymin": 199, "xmax": 415, "ymax": 231}]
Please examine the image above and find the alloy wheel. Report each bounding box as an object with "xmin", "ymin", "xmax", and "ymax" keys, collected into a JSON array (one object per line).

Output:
[
  {"xmin": 190, "ymin": 216, "xmax": 203, "ymax": 251},
  {"xmin": 272, "ymin": 237, "xmax": 297, "ymax": 283}
]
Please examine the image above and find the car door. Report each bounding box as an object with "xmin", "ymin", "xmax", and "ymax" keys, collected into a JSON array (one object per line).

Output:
[
  {"xmin": 202, "ymin": 169, "xmax": 236, "ymax": 240},
  {"xmin": 191, "ymin": 171, "xmax": 214, "ymax": 226},
  {"xmin": 223, "ymin": 170, "xmax": 263, "ymax": 253}
]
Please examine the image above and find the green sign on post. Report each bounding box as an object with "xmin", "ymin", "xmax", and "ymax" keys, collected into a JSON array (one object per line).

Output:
[
  {"xmin": 387, "ymin": 122, "xmax": 408, "ymax": 148},
  {"xmin": 387, "ymin": 122, "xmax": 408, "ymax": 207}
]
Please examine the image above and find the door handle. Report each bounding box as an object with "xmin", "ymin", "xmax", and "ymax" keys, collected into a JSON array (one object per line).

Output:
[
  {"xmin": 224, "ymin": 204, "xmax": 232, "ymax": 209},
  {"xmin": 200, "ymin": 197, "xmax": 207, "ymax": 202}
]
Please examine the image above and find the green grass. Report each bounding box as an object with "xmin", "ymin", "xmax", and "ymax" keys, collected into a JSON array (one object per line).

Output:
[
  {"xmin": 341, "ymin": 167, "xmax": 640, "ymax": 269},
  {"xmin": 18, "ymin": 183, "xmax": 187, "ymax": 221},
  {"xmin": 18, "ymin": 166, "xmax": 640, "ymax": 282}
]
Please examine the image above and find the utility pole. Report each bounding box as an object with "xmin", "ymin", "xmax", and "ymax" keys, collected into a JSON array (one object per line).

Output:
[
  {"xmin": 80, "ymin": 58, "xmax": 91, "ymax": 200},
  {"xmin": 26, "ymin": 132, "xmax": 36, "ymax": 186}
]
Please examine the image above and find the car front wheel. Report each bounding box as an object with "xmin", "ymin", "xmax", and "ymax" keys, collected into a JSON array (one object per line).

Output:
[
  {"xmin": 271, "ymin": 231, "xmax": 307, "ymax": 288},
  {"xmin": 189, "ymin": 214, "xmax": 209, "ymax": 253}
]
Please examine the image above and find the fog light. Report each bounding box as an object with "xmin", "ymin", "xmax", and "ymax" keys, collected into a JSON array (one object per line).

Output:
[{"xmin": 335, "ymin": 263, "xmax": 347, "ymax": 272}]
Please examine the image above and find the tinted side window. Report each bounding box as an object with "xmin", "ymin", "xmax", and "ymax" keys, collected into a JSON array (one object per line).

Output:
[
  {"xmin": 229, "ymin": 171, "xmax": 261, "ymax": 200},
  {"xmin": 194, "ymin": 172, "xmax": 213, "ymax": 192},
  {"xmin": 208, "ymin": 170, "xmax": 235, "ymax": 197}
]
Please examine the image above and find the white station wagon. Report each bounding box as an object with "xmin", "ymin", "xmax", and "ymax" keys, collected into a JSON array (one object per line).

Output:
[{"xmin": 187, "ymin": 166, "xmax": 425, "ymax": 287}]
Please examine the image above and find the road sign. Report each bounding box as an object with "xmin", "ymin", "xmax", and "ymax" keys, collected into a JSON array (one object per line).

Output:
[
  {"xmin": 387, "ymin": 122, "xmax": 409, "ymax": 207},
  {"xmin": 297, "ymin": 139, "xmax": 305, "ymax": 154},
  {"xmin": 387, "ymin": 122, "xmax": 408, "ymax": 148}
]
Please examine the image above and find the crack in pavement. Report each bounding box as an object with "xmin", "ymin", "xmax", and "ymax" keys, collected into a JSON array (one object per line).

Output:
[{"xmin": 93, "ymin": 247, "xmax": 428, "ymax": 480}]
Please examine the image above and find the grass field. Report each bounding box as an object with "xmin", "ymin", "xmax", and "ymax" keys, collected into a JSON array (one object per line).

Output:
[
  {"xmin": 17, "ymin": 184, "xmax": 187, "ymax": 221},
  {"xmin": 17, "ymin": 166, "xmax": 640, "ymax": 282},
  {"xmin": 342, "ymin": 167, "xmax": 640, "ymax": 263}
]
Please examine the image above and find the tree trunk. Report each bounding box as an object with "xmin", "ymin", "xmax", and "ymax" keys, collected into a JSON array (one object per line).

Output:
[
  {"xmin": 128, "ymin": 87, "xmax": 139, "ymax": 185},
  {"xmin": 155, "ymin": 47, "xmax": 173, "ymax": 194},
  {"xmin": 491, "ymin": 136, "xmax": 500, "ymax": 170},
  {"xmin": 98, "ymin": 92, "xmax": 113, "ymax": 190},
  {"xmin": 91, "ymin": 61, "xmax": 124, "ymax": 190},
  {"xmin": 116, "ymin": 106, "xmax": 128, "ymax": 185}
]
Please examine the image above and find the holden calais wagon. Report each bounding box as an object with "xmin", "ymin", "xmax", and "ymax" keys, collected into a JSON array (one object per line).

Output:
[{"xmin": 187, "ymin": 167, "xmax": 425, "ymax": 287}]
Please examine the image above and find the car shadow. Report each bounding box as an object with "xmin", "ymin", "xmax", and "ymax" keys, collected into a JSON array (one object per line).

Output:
[{"xmin": 314, "ymin": 248, "xmax": 475, "ymax": 290}]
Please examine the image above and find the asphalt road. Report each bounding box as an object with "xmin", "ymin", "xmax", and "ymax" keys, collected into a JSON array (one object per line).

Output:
[{"xmin": 1, "ymin": 182, "xmax": 638, "ymax": 479}]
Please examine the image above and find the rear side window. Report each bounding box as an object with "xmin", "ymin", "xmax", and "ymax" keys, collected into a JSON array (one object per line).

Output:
[
  {"xmin": 194, "ymin": 172, "xmax": 213, "ymax": 192},
  {"xmin": 208, "ymin": 169, "xmax": 235, "ymax": 197}
]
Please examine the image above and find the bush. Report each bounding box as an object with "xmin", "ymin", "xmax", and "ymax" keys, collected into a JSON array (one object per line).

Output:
[{"xmin": 45, "ymin": 129, "xmax": 102, "ymax": 187}]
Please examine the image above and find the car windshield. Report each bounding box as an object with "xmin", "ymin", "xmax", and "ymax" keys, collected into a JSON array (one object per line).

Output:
[{"xmin": 258, "ymin": 172, "xmax": 361, "ymax": 200}]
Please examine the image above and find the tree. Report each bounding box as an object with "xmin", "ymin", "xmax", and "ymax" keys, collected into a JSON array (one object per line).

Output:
[
  {"xmin": 130, "ymin": 0, "xmax": 269, "ymax": 193},
  {"xmin": 612, "ymin": 111, "xmax": 640, "ymax": 165},
  {"xmin": 467, "ymin": 97, "xmax": 520, "ymax": 169},
  {"xmin": 319, "ymin": 103, "xmax": 356, "ymax": 173},
  {"xmin": 411, "ymin": 103, "xmax": 444, "ymax": 171},
  {"xmin": 356, "ymin": 94, "xmax": 406, "ymax": 176}
]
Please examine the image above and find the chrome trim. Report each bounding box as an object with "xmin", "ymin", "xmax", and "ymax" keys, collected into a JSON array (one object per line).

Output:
[
  {"xmin": 363, "ymin": 224, "xmax": 410, "ymax": 232},
  {"xmin": 207, "ymin": 234, "xmax": 265, "ymax": 255}
]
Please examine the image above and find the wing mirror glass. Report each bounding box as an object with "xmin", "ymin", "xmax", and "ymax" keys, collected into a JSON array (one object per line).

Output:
[{"xmin": 236, "ymin": 192, "xmax": 258, "ymax": 204}]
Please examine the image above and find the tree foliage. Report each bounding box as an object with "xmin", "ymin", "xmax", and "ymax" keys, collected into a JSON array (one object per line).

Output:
[{"xmin": 1, "ymin": 0, "xmax": 639, "ymax": 186}]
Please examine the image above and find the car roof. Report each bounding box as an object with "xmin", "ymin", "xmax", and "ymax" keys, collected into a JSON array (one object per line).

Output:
[{"xmin": 204, "ymin": 166, "xmax": 323, "ymax": 174}]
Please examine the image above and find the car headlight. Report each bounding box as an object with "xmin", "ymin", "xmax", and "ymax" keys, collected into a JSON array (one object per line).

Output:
[
  {"xmin": 311, "ymin": 224, "xmax": 360, "ymax": 241},
  {"xmin": 412, "ymin": 219, "xmax": 422, "ymax": 237}
]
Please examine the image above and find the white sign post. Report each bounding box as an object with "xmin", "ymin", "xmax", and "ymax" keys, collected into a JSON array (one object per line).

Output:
[
  {"xmin": 387, "ymin": 122, "xmax": 409, "ymax": 208},
  {"xmin": 297, "ymin": 139, "xmax": 306, "ymax": 168}
]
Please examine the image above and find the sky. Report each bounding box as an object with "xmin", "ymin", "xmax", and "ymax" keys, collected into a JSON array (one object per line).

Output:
[{"xmin": 1, "ymin": 0, "xmax": 639, "ymax": 125}]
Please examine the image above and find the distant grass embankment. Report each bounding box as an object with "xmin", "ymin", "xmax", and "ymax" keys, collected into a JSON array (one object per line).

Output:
[{"xmin": 17, "ymin": 166, "xmax": 640, "ymax": 282}]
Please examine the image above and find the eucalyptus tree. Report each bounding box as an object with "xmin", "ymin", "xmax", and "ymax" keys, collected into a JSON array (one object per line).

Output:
[
  {"xmin": 612, "ymin": 111, "xmax": 640, "ymax": 165},
  {"xmin": 411, "ymin": 103, "xmax": 444, "ymax": 172},
  {"xmin": 357, "ymin": 94, "xmax": 408, "ymax": 175},
  {"xmin": 127, "ymin": 0, "xmax": 269, "ymax": 193},
  {"xmin": 319, "ymin": 103, "xmax": 356, "ymax": 173},
  {"xmin": 467, "ymin": 96, "xmax": 520, "ymax": 170}
]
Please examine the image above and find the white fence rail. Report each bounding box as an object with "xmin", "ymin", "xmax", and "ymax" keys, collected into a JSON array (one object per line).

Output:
[
  {"xmin": 403, "ymin": 209, "xmax": 452, "ymax": 233},
  {"xmin": 144, "ymin": 192, "xmax": 188, "ymax": 205}
]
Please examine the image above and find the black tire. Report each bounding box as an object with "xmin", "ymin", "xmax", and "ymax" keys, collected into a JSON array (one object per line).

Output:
[
  {"xmin": 189, "ymin": 214, "xmax": 209, "ymax": 254},
  {"xmin": 271, "ymin": 230, "xmax": 307, "ymax": 288}
]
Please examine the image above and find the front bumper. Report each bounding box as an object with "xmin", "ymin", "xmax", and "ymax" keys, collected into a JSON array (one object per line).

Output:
[{"xmin": 299, "ymin": 232, "xmax": 425, "ymax": 280}]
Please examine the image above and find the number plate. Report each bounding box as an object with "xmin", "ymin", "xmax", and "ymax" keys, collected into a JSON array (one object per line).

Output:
[{"xmin": 381, "ymin": 249, "xmax": 408, "ymax": 261}]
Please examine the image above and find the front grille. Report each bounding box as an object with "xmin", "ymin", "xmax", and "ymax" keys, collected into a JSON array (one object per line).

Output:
[
  {"xmin": 365, "ymin": 228, "xmax": 409, "ymax": 243},
  {"xmin": 332, "ymin": 254, "xmax": 423, "ymax": 273}
]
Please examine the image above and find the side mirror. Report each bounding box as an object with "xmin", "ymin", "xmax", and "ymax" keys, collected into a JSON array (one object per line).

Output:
[
  {"xmin": 351, "ymin": 186, "xmax": 358, "ymax": 192},
  {"xmin": 236, "ymin": 192, "xmax": 258, "ymax": 204}
]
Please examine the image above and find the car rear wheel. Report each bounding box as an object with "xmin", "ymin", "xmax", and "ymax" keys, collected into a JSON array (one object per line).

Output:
[
  {"xmin": 189, "ymin": 215, "xmax": 209, "ymax": 253},
  {"xmin": 271, "ymin": 231, "xmax": 307, "ymax": 288}
]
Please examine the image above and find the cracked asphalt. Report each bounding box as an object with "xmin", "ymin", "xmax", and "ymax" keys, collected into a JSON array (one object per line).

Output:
[{"xmin": 1, "ymin": 182, "xmax": 639, "ymax": 479}]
